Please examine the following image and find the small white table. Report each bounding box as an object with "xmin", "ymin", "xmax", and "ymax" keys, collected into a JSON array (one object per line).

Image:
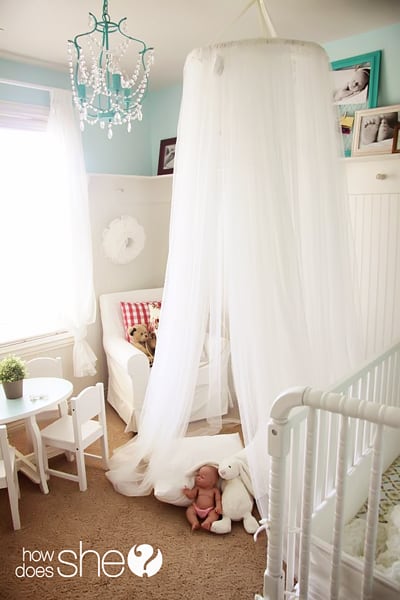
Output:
[{"xmin": 0, "ymin": 377, "xmax": 73, "ymax": 494}]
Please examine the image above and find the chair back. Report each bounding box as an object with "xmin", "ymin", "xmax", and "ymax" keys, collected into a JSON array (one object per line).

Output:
[
  {"xmin": 40, "ymin": 382, "xmax": 108, "ymax": 492},
  {"xmin": 26, "ymin": 356, "xmax": 63, "ymax": 378},
  {"xmin": 25, "ymin": 357, "xmax": 67, "ymax": 419},
  {"xmin": 71, "ymin": 382, "xmax": 107, "ymax": 429},
  {"xmin": 0, "ymin": 424, "xmax": 21, "ymax": 529}
]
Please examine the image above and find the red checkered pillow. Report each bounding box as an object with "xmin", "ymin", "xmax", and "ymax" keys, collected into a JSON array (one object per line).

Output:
[
  {"xmin": 120, "ymin": 301, "xmax": 162, "ymax": 341},
  {"xmin": 148, "ymin": 302, "xmax": 161, "ymax": 335}
]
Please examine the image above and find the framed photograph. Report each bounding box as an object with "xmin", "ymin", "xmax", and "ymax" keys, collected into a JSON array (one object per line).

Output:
[
  {"xmin": 157, "ymin": 137, "xmax": 177, "ymax": 175},
  {"xmin": 392, "ymin": 124, "xmax": 400, "ymax": 154},
  {"xmin": 331, "ymin": 50, "xmax": 381, "ymax": 157},
  {"xmin": 352, "ymin": 104, "xmax": 400, "ymax": 157}
]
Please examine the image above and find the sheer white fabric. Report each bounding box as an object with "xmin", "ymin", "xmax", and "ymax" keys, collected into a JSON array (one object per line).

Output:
[
  {"xmin": 106, "ymin": 39, "xmax": 363, "ymax": 517},
  {"xmin": 47, "ymin": 89, "xmax": 97, "ymax": 377}
]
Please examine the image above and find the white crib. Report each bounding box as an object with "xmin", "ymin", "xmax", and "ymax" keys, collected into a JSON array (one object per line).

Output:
[{"xmin": 257, "ymin": 339, "xmax": 400, "ymax": 600}]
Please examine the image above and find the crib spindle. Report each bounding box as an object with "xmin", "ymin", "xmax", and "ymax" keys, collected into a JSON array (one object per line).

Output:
[
  {"xmin": 285, "ymin": 425, "xmax": 301, "ymax": 592},
  {"xmin": 329, "ymin": 413, "xmax": 349, "ymax": 600},
  {"xmin": 298, "ymin": 408, "xmax": 317, "ymax": 599},
  {"xmin": 361, "ymin": 424, "xmax": 384, "ymax": 600}
]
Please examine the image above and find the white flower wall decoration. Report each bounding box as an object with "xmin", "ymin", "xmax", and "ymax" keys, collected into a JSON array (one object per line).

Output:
[{"xmin": 102, "ymin": 215, "xmax": 146, "ymax": 265}]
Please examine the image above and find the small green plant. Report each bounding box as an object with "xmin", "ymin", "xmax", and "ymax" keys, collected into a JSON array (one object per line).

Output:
[{"xmin": 0, "ymin": 355, "xmax": 27, "ymax": 383}]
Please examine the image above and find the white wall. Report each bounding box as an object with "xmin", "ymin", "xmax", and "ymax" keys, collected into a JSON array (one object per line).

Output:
[{"xmin": 87, "ymin": 173, "xmax": 172, "ymax": 390}]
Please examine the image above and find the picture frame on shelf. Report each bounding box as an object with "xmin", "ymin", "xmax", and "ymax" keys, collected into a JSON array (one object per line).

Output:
[
  {"xmin": 351, "ymin": 104, "xmax": 400, "ymax": 157},
  {"xmin": 392, "ymin": 124, "xmax": 400, "ymax": 154},
  {"xmin": 157, "ymin": 137, "xmax": 177, "ymax": 175},
  {"xmin": 331, "ymin": 50, "xmax": 381, "ymax": 157}
]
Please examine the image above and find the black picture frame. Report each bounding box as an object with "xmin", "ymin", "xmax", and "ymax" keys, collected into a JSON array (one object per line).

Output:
[{"xmin": 157, "ymin": 137, "xmax": 177, "ymax": 175}]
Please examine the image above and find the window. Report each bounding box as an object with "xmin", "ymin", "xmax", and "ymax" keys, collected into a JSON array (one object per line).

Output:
[
  {"xmin": 0, "ymin": 89, "xmax": 97, "ymax": 377},
  {"xmin": 0, "ymin": 105, "xmax": 68, "ymax": 345}
]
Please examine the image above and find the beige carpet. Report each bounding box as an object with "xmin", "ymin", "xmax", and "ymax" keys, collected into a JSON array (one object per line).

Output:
[{"xmin": 0, "ymin": 406, "xmax": 267, "ymax": 600}]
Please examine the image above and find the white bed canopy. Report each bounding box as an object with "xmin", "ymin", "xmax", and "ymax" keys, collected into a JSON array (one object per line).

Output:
[{"xmin": 106, "ymin": 1, "xmax": 363, "ymax": 518}]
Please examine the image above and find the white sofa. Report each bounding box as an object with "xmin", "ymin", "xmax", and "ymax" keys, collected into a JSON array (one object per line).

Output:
[{"xmin": 99, "ymin": 288, "xmax": 231, "ymax": 432}]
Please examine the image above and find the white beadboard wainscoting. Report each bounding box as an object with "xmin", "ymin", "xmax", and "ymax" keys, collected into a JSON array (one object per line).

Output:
[{"xmin": 345, "ymin": 155, "xmax": 400, "ymax": 358}]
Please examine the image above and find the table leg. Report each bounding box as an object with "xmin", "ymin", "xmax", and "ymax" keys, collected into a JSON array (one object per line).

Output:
[{"xmin": 24, "ymin": 416, "xmax": 49, "ymax": 494}]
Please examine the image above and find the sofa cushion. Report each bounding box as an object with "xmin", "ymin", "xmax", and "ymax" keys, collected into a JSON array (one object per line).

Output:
[{"xmin": 120, "ymin": 301, "xmax": 162, "ymax": 340}]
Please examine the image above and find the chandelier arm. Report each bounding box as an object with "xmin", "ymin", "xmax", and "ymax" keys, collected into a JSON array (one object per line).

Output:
[
  {"xmin": 116, "ymin": 17, "xmax": 153, "ymax": 54},
  {"xmin": 68, "ymin": 13, "xmax": 98, "ymax": 60}
]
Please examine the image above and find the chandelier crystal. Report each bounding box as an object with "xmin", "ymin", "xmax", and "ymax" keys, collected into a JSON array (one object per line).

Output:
[{"xmin": 68, "ymin": 0, "xmax": 154, "ymax": 139}]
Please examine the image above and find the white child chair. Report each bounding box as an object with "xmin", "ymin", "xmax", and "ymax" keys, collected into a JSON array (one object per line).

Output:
[
  {"xmin": 26, "ymin": 357, "xmax": 68, "ymax": 421},
  {"xmin": 40, "ymin": 382, "xmax": 109, "ymax": 492},
  {"xmin": 0, "ymin": 424, "xmax": 21, "ymax": 530}
]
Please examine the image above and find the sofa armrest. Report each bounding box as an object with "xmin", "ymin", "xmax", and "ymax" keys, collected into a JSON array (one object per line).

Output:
[
  {"xmin": 103, "ymin": 336, "xmax": 150, "ymax": 374},
  {"xmin": 103, "ymin": 336, "xmax": 151, "ymax": 429}
]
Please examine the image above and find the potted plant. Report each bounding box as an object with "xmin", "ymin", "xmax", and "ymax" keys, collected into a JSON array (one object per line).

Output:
[{"xmin": 0, "ymin": 355, "xmax": 27, "ymax": 399}]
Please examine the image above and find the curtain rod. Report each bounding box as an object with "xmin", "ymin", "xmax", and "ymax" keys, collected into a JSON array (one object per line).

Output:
[{"xmin": 0, "ymin": 78, "xmax": 66, "ymax": 92}]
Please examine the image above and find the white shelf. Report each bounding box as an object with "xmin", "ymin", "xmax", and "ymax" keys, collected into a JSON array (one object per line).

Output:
[
  {"xmin": 342, "ymin": 153, "xmax": 400, "ymax": 163},
  {"xmin": 343, "ymin": 153, "xmax": 400, "ymax": 195}
]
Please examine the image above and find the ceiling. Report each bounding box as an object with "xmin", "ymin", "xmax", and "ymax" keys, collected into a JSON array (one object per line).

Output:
[{"xmin": 1, "ymin": 0, "xmax": 400, "ymax": 90}]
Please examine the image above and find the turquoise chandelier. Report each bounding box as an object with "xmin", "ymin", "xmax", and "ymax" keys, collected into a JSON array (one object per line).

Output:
[{"xmin": 68, "ymin": 0, "xmax": 154, "ymax": 139}]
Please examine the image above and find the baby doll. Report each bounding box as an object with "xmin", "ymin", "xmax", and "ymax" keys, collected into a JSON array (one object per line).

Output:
[{"xmin": 182, "ymin": 465, "xmax": 222, "ymax": 531}]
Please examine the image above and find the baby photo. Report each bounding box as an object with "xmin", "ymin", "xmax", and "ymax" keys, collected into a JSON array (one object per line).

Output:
[
  {"xmin": 334, "ymin": 65, "xmax": 370, "ymax": 104},
  {"xmin": 333, "ymin": 64, "xmax": 371, "ymax": 105},
  {"xmin": 360, "ymin": 111, "xmax": 399, "ymax": 146},
  {"xmin": 352, "ymin": 105, "xmax": 400, "ymax": 156}
]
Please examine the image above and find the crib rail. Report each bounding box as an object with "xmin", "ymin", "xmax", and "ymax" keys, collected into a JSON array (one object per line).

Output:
[{"xmin": 257, "ymin": 338, "xmax": 400, "ymax": 600}]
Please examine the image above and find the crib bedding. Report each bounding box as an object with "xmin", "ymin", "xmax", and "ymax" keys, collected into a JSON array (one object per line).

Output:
[
  {"xmin": 355, "ymin": 453, "xmax": 400, "ymax": 524},
  {"xmin": 305, "ymin": 459, "xmax": 400, "ymax": 600},
  {"xmin": 341, "ymin": 454, "xmax": 400, "ymax": 587},
  {"xmin": 305, "ymin": 456, "xmax": 400, "ymax": 600}
]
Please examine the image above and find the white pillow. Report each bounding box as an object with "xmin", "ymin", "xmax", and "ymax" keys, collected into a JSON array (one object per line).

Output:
[{"xmin": 153, "ymin": 433, "xmax": 243, "ymax": 506}]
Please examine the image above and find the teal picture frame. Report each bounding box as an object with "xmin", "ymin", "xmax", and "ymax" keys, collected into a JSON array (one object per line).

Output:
[{"xmin": 331, "ymin": 50, "xmax": 381, "ymax": 157}]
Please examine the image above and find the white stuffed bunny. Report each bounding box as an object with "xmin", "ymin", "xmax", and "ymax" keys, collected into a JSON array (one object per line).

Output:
[{"xmin": 211, "ymin": 450, "xmax": 259, "ymax": 535}]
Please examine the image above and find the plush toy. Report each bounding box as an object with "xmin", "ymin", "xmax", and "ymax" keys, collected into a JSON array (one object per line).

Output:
[
  {"xmin": 146, "ymin": 331, "xmax": 157, "ymax": 357},
  {"xmin": 128, "ymin": 324, "xmax": 154, "ymax": 366},
  {"xmin": 211, "ymin": 451, "xmax": 259, "ymax": 535}
]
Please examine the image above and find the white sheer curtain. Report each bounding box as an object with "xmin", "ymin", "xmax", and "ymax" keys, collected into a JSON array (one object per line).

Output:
[
  {"xmin": 106, "ymin": 38, "xmax": 363, "ymax": 517},
  {"xmin": 47, "ymin": 89, "xmax": 97, "ymax": 377}
]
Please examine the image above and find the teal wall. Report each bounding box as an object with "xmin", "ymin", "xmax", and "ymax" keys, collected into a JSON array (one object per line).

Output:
[
  {"xmin": 81, "ymin": 103, "xmax": 152, "ymax": 175},
  {"xmin": 148, "ymin": 83, "xmax": 182, "ymax": 175},
  {"xmin": 324, "ymin": 22, "xmax": 400, "ymax": 107},
  {"xmin": 1, "ymin": 21, "xmax": 399, "ymax": 176}
]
